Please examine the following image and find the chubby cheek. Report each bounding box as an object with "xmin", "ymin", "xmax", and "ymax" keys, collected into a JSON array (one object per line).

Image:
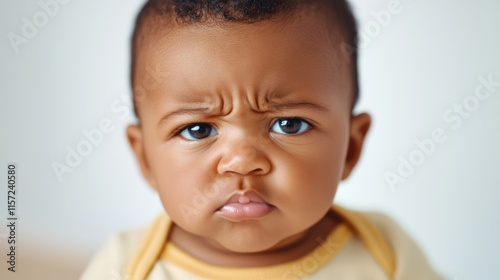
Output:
[
  {"xmin": 148, "ymin": 146, "xmax": 215, "ymax": 228},
  {"xmin": 275, "ymin": 136, "xmax": 347, "ymax": 223}
]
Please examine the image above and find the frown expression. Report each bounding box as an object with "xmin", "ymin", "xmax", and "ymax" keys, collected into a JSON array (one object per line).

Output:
[{"xmin": 128, "ymin": 10, "xmax": 370, "ymax": 253}]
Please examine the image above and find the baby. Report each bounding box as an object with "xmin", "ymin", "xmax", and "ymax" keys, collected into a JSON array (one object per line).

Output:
[{"xmin": 82, "ymin": 0, "xmax": 443, "ymax": 279}]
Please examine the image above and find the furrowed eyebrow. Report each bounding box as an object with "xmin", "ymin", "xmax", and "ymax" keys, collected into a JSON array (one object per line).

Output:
[
  {"xmin": 157, "ymin": 101, "xmax": 328, "ymax": 126},
  {"xmin": 158, "ymin": 107, "xmax": 214, "ymax": 126},
  {"xmin": 268, "ymin": 102, "xmax": 328, "ymax": 112}
]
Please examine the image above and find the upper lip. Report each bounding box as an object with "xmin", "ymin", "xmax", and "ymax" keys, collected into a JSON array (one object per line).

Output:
[{"xmin": 221, "ymin": 190, "xmax": 270, "ymax": 206}]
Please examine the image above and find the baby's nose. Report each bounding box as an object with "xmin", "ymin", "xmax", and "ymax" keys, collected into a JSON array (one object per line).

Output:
[{"xmin": 216, "ymin": 138, "xmax": 271, "ymax": 176}]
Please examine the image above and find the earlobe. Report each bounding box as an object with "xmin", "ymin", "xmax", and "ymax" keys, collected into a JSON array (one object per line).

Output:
[
  {"xmin": 126, "ymin": 125, "xmax": 157, "ymax": 190},
  {"xmin": 341, "ymin": 113, "xmax": 372, "ymax": 180}
]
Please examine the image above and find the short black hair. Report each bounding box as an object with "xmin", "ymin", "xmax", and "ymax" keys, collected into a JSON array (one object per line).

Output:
[{"xmin": 131, "ymin": 0, "xmax": 359, "ymax": 116}]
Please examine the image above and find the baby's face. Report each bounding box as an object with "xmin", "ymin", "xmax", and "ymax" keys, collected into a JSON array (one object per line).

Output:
[{"xmin": 128, "ymin": 11, "xmax": 369, "ymax": 253}]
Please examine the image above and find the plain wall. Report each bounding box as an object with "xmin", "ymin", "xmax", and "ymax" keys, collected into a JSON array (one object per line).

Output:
[{"xmin": 1, "ymin": 0, "xmax": 499, "ymax": 279}]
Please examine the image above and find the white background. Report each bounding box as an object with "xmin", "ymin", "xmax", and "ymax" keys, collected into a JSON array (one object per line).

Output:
[{"xmin": 1, "ymin": 0, "xmax": 499, "ymax": 279}]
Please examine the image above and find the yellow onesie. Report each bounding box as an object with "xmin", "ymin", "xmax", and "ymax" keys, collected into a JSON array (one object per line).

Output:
[{"xmin": 81, "ymin": 205, "xmax": 444, "ymax": 280}]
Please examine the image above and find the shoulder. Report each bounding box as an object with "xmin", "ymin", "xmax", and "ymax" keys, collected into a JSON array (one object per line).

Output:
[
  {"xmin": 80, "ymin": 227, "xmax": 146, "ymax": 280},
  {"xmin": 360, "ymin": 210, "xmax": 445, "ymax": 280}
]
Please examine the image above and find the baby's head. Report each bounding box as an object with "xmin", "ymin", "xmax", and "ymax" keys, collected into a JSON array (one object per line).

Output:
[{"xmin": 127, "ymin": 0, "xmax": 371, "ymax": 254}]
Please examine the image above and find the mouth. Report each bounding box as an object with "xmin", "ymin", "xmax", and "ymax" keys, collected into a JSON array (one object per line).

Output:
[{"xmin": 215, "ymin": 191, "xmax": 274, "ymax": 222}]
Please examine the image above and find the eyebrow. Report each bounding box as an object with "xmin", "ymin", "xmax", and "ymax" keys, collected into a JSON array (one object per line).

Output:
[
  {"xmin": 269, "ymin": 102, "xmax": 328, "ymax": 112},
  {"xmin": 157, "ymin": 101, "xmax": 328, "ymax": 126},
  {"xmin": 158, "ymin": 107, "xmax": 214, "ymax": 126}
]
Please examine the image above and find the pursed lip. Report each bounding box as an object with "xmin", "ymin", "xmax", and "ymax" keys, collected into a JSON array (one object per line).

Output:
[{"xmin": 215, "ymin": 191, "xmax": 274, "ymax": 222}]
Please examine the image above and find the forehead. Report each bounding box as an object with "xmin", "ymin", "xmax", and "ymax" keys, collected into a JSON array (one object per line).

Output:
[{"xmin": 133, "ymin": 9, "xmax": 351, "ymax": 115}]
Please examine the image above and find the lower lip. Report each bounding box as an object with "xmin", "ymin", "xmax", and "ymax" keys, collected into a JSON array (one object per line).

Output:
[{"xmin": 216, "ymin": 202, "xmax": 273, "ymax": 222}]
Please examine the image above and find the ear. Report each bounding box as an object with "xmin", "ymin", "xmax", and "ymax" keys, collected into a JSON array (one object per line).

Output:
[
  {"xmin": 126, "ymin": 125, "xmax": 157, "ymax": 190},
  {"xmin": 341, "ymin": 113, "xmax": 372, "ymax": 180}
]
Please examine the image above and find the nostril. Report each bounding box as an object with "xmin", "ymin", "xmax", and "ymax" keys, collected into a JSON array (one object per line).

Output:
[{"xmin": 251, "ymin": 167, "xmax": 264, "ymax": 175}]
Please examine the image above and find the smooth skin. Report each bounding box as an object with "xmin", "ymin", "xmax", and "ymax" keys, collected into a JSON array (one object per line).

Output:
[{"xmin": 127, "ymin": 8, "xmax": 371, "ymax": 268}]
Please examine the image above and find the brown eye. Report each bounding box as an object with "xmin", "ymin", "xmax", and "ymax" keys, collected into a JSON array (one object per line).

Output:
[
  {"xmin": 271, "ymin": 118, "xmax": 310, "ymax": 135},
  {"xmin": 179, "ymin": 123, "xmax": 216, "ymax": 140}
]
